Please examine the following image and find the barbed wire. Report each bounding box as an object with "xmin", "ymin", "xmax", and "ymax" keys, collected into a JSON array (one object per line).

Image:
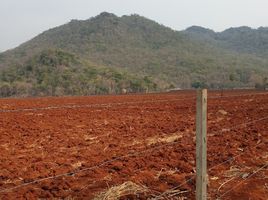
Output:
[
  {"xmin": 2, "ymin": 97, "xmax": 267, "ymax": 164},
  {"xmin": 0, "ymin": 91, "xmax": 267, "ymax": 197},
  {"xmin": 208, "ymin": 115, "xmax": 268, "ymax": 135},
  {"xmin": 149, "ymin": 116, "xmax": 268, "ymax": 199},
  {"xmin": 0, "ymin": 92, "xmax": 267, "ymax": 113},
  {"xmin": 0, "ymin": 140, "xmax": 180, "ymax": 193},
  {"xmin": 4, "ymin": 114, "xmax": 267, "ymax": 181},
  {"xmin": 0, "ymin": 115, "xmax": 267, "ymax": 195},
  {"xmin": 208, "ymin": 91, "xmax": 267, "ymax": 99},
  {"xmin": 216, "ymin": 162, "xmax": 268, "ymax": 200},
  {"xmin": 150, "ymin": 140, "xmax": 267, "ymax": 199},
  {"xmin": 0, "ymin": 96, "xmax": 196, "ymax": 113},
  {"xmin": 4, "ymin": 113, "xmax": 268, "ymax": 163}
]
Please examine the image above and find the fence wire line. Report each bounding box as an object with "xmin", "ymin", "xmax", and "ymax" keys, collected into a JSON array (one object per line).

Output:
[
  {"xmin": 150, "ymin": 141, "xmax": 267, "ymax": 200},
  {"xmin": 216, "ymin": 162, "xmax": 268, "ymax": 200},
  {"xmin": 0, "ymin": 108, "xmax": 266, "ymax": 161},
  {"xmin": 2, "ymin": 114, "xmax": 266, "ymax": 179},
  {"xmin": 209, "ymin": 115, "xmax": 268, "ymax": 135},
  {"xmin": 0, "ymin": 92, "xmax": 267, "ymax": 113},
  {"xmin": 208, "ymin": 91, "xmax": 267, "ymax": 99},
  {"xmin": 0, "ymin": 97, "xmax": 196, "ymax": 113},
  {"xmin": 38, "ymin": 115, "xmax": 268, "ymax": 161},
  {"xmin": 0, "ymin": 115, "xmax": 267, "ymax": 194},
  {"xmin": 18, "ymin": 115, "xmax": 268, "ymax": 158},
  {"xmin": 147, "ymin": 116, "xmax": 268, "ymax": 199},
  {"xmin": 0, "ymin": 140, "xmax": 179, "ymax": 193}
]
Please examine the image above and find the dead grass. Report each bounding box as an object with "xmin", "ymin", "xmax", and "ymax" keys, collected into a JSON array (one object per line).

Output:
[
  {"xmin": 218, "ymin": 109, "xmax": 228, "ymax": 115},
  {"xmin": 146, "ymin": 132, "xmax": 183, "ymax": 146},
  {"xmin": 151, "ymin": 188, "xmax": 188, "ymax": 200},
  {"xmin": 83, "ymin": 135, "xmax": 98, "ymax": 142},
  {"xmin": 155, "ymin": 168, "xmax": 180, "ymax": 179},
  {"xmin": 128, "ymin": 132, "xmax": 184, "ymax": 147},
  {"xmin": 71, "ymin": 161, "xmax": 83, "ymax": 169},
  {"xmin": 224, "ymin": 166, "xmax": 243, "ymax": 178},
  {"xmin": 93, "ymin": 181, "xmax": 148, "ymax": 200}
]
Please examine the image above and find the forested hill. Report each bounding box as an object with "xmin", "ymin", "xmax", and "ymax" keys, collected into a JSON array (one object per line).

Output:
[
  {"xmin": 184, "ymin": 25, "xmax": 268, "ymax": 57},
  {"xmin": 0, "ymin": 12, "xmax": 267, "ymax": 97}
]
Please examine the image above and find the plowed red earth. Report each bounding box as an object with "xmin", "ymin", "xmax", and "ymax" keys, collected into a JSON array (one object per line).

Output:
[{"xmin": 0, "ymin": 90, "xmax": 267, "ymax": 200}]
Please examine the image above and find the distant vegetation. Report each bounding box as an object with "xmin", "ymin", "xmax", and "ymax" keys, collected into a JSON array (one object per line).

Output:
[
  {"xmin": 0, "ymin": 12, "xmax": 267, "ymax": 97},
  {"xmin": 185, "ymin": 26, "xmax": 268, "ymax": 57},
  {"xmin": 0, "ymin": 49, "xmax": 156, "ymax": 97}
]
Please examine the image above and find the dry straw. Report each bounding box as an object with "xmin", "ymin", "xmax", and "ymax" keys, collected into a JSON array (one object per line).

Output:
[{"xmin": 93, "ymin": 181, "xmax": 148, "ymax": 200}]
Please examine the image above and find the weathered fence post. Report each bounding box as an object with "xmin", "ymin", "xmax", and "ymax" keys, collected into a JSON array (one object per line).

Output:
[{"xmin": 196, "ymin": 89, "xmax": 207, "ymax": 200}]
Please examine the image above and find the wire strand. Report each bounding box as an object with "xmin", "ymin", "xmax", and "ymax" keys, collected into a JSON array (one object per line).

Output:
[
  {"xmin": 0, "ymin": 115, "xmax": 267, "ymax": 194},
  {"xmin": 151, "ymin": 140, "xmax": 267, "ymax": 200},
  {"xmin": 0, "ymin": 92, "xmax": 267, "ymax": 113},
  {"xmin": 0, "ymin": 97, "xmax": 196, "ymax": 113},
  {"xmin": 0, "ymin": 140, "xmax": 179, "ymax": 193},
  {"xmin": 0, "ymin": 92, "xmax": 267, "ymax": 195},
  {"xmin": 216, "ymin": 163, "xmax": 268, "ymax": 200},
  {"xmin": 150, "ymin": 116, "xmax": 268, "ymax": 199}
]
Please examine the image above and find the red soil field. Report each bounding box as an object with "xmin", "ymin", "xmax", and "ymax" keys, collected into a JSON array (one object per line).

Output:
[{"xmin": 0, "ymin": 90, "xmax": 267, "ymax": 199}]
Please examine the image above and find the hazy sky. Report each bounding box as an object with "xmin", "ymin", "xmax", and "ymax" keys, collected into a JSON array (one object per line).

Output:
[{"xmin": 0, "ymin": 0, "xmax": 267, "ymax": 52}]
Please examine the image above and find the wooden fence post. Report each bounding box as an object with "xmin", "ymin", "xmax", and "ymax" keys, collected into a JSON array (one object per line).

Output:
[{"xmin": 196, "ymin": 89, "xmax": 207, "ymax": 200}]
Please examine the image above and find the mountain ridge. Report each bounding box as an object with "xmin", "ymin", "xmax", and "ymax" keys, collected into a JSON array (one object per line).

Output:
[
  {"xmin": 0, "ymin": 12, "xmax": 267, "ymax": 97},
  {"xmin": 184, "ymin": 25, "xmax": 268, "ymax": 57}
]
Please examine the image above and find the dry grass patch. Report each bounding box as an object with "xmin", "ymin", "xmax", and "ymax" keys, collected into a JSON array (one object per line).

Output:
[
  {"xmin": 128, "ymin": 132, "xmax": 184, "ymax": 147},
  {"xmin": 146, "ymin": 132, "xmax": 183, "ymax": 146},
  {"xmin": 155, "ymin": 168, "xmax": 180, "ymax": 179},
  {"xmin": 93, "ymin": 181, "xmax": 148, "ymax": 200},
  {"xmin": 224, "ymin": 166, "xmax": 243, "ymax": 178},
  {"xmin": 71, "ymin": 161, "xmax": 83, "ymax": 169},
  {"xmin": 218, "ymin": 109, "xmax": 228, "ymax": 115},
  {"xmin": 151, "ymin": 188, "xmax": 188, "ymax": 200}
]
